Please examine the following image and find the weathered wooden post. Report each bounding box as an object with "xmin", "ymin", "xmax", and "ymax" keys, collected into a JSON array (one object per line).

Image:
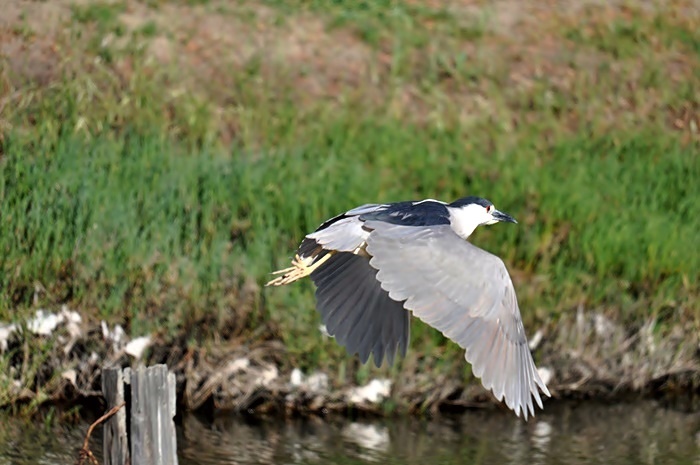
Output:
[
  {"xmin": 129, "ymin": 364, "xmax": 178, "ymax": 465},
  {"xmin": 102, "ymin": 367, "xmax": 129, "ymax": 465},
  {"xmin": 102, "ymin": 364, "xmax": 178, "ymax": 465}
]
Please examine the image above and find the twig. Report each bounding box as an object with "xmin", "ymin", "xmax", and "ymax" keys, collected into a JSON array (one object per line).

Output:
[{"xmin": 76, "ymin": 402, "xmax": 126, "ymax": 465}]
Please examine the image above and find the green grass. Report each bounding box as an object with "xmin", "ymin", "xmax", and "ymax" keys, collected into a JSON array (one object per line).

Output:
[
  {"xmin": 1, "ymin": 117, "xmax": 697, "ymax": 361},
  {"xmin": 0, "ymin": 0, "xmax": 698, "ymax": 405},
  {"xmin": 565, "ymin": 7, "xmax": 700, "ymax": 59},
  {"xmin": 71, "ymin": 1, "xmax": 126, "ymax": 26},
  {"xmin": 263, "ymin": 0, "xmax": 488, "ymax": 46}
]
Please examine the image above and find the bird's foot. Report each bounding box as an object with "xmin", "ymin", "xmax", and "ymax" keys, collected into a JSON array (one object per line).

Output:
[{"xmin": 265, "ymin": 252, "xmax": 333, "ymax": 286}]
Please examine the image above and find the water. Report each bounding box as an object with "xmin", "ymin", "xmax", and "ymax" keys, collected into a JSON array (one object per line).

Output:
[{"xmin": 1, "ymin": 401, "xmax": 698, "ymax": 464}]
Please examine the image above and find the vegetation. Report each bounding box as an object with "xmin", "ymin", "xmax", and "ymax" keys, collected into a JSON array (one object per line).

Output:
[{"xmin": 0, "ymin": 0, "xmax": 698, "ymax": 408}]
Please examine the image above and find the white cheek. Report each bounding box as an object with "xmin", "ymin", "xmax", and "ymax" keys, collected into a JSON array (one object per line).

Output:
[{"xmin": 449, "ymin": 205, "xmax": 489, "ymax": 239}]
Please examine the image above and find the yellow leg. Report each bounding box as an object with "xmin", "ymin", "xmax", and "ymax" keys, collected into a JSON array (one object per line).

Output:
[{"xmin": 265, "ymin": 251, "xmax": 335, "ymax": 287}]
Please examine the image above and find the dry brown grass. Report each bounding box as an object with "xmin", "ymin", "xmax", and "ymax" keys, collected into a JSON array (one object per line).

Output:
[{"xmin": 2, "ymin": 0, "xmax": 698, "ymax": 144}]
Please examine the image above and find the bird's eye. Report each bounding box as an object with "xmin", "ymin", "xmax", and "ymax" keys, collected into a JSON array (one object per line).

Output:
[{"xmin": 486, "ymin": 205, "xmax": 492, "ymax": 213}]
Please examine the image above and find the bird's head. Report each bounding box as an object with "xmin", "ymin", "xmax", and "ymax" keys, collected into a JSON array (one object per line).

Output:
[{"xmin": 447, "ymin": 196, "xmax": 517, "ymax": 239}]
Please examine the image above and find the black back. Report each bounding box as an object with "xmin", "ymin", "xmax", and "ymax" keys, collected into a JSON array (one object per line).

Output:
[
  {"xmin": 309, "ymin": 196, "xmax": 491, "ymax": 235},
  {"xmin": 360, "ymin": 200, "xmax": 451, "ymax": 226}
]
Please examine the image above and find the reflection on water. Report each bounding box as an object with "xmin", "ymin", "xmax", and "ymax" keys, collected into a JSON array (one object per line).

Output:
[
  {"xmin": 0, "ymin": 401, "xmax": 699, "ymax": 465},
  {"xmin": 178, "ymin": 401, "xmax": 700, "ymax": 465},
  {"xmin": 0, "ymin": 413, "xmax": 98, "ymax": 465}
]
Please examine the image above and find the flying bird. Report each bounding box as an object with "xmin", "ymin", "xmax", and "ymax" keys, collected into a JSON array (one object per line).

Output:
[{"xmin": 267, "ymin": 196, "xmax": 550, "ymax": 419}]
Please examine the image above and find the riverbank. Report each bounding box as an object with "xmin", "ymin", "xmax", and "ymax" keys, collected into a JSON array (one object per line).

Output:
[
  {"xmin": 1, "ymin": 303, "xmax": 698, "ymax": 417},
  {"xmin": 0, "ymin": 0, "xmax": 698, "ymax": 416}
]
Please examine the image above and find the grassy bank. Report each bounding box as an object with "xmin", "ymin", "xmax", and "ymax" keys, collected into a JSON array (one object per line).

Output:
[{"xmin": 0, "ymin": 0, "xmax": 698, "ymax": 410}]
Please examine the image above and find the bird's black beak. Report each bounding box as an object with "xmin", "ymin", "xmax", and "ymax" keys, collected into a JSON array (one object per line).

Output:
[{"xmin": 493, "ymin": 209, "xmax": 518, "ymax": 224}]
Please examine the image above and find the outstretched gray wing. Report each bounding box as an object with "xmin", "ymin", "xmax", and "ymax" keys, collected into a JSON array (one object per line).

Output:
[
  {"xmin": 365, "ymin": 221, "xmax": 550, "ymax": 419},
  {"xmin": 310, "ymin": 251, "xmax": 410, "ymax": 368}
]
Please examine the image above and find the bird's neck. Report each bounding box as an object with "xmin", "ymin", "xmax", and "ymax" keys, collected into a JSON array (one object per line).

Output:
[{"xmin": 447, "ymin": 207, "xmax": 482, "ymax": 240}]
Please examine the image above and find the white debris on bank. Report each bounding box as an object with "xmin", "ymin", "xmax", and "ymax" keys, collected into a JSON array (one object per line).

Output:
[
  {"xmin": 101, "ymin": 321, "xmax": 126, "ymax": 349},
  {"xmin": 229, "ymin": 357, "xmax": 250, "ymax": 372},
  {"xmin": 255, "ymin": 364, "xmax": 279, "ymax": 387},
  {"xmin": 289, "ymin": 368, "xmax": 329, "ymax": 392},
  {"xmin": 0, "ymin": 323, "xmax": 18, "ymax": 352},
  {"xmin": 347, "ymin": 379, "xmax": 392, "ymax": 404},
  {"xmin": 537, "ymin": 366, "xmax": 553, "ymax": 386},
  {"xmin": 101, "ymin": 320, "xmax": 153, "ymax": 359},
  {"xmin": 27, "ymin": 309, "xmax": 62, "ymax": 336},
  {"xmin": 526, "ymin": 329, "xmax": 553, "ymax": 389},
  {"xmin": 27, "ymin": 306, "xmax": 82, "ymax": 337},
  {"xmin": 125, "ymin": 335, "xmax": 152, "ymax": 359},
  {"xmin": 0, "ymin": 307, "xmax": 158, "ymax": 362},
  {"xmin": 528, "ymin": 329, "xmax": 544, "ymax": 351},
  {"xmin": 61, "ymin": 368, "xmax": 78, "ymax": 387},
  {"xmin": 0, "ymin": 306, "xmax": 83, "ymax": 353},
  {"xmin": 290, "ymin": 368, "xmax": 304, "ymax": 386}
]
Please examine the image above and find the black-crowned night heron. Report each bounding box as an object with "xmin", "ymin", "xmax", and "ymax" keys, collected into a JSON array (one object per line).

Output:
[{"xmin": 267, "ymin": 196, "xmax": 550, "ymax": 419}]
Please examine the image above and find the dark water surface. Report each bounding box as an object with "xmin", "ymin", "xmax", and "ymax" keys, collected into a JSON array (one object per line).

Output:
[{"xmin": 1, "ymin": 401, "xmax": 698, "ymax": 464}]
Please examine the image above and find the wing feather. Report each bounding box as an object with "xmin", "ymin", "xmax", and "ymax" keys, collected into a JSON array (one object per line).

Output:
[
  {"xmin": 365, "ymin": 221, "xmax": 550, "ymax": 419},
  {"xmin": 310, "ymin": 251, "xmax": 410, "ymax": 367},
  {"xmin": 307, "ymin": 217, "xmax": 369, "ymax": 252}
]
